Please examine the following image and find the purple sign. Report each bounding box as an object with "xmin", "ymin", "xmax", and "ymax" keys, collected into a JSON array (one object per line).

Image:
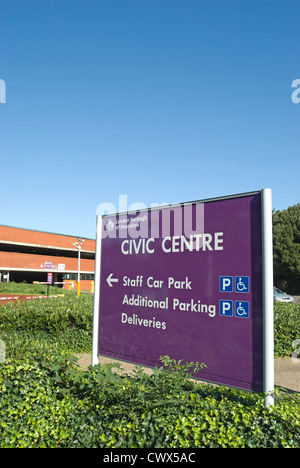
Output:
[
  {"xmin": 47, "ymin": 272, "xmax": 53, "ymax": 284},
  {"xmin": 96, "ymin": 192, "xmax": 264, "ymax": 392}
]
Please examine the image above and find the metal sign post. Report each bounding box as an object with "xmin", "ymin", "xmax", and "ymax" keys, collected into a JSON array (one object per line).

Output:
[
  {"xmin": 92, "ymin": 216, "xmax": 103, "ymax": 367},
  {"xmin": 261, "ymin": 188, "xmax": 274, "ymax": 407}
]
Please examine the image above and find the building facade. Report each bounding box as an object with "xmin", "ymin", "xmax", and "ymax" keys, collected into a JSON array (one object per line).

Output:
[{"xmin": 0, "ymin": 225, "xmax": 95, "ymax": 291}]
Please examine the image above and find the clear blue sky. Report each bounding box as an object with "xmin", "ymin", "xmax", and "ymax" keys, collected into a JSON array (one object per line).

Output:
[{"xmin": 1, "ymin": 0, "xmax": 299, "ymax": 239}]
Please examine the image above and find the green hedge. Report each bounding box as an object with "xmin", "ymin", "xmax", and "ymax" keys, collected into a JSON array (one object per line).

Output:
[
  {"xmin": 274, "ymin": 302, "xmax": 300, "ymax": 358},
  {"xmin": 0, "ymin": 295, "xmax": 93, "ymax": 333},
  {"xmin": 0, "ymin": 295, "xmax": 93, "ymax": 355},
  {"xmin": 0, "ymin": 281, "xmax": 74, "ymax": 296},
  {"xmin": 1, "ymin": 354, "xmax": 300, "ymax": 448},
  {"xmin": 0, "ymin": 293, "xmax": 300, "ymax": 447},
  {"xmin": 1, "ymin": 294, "xmax": 299, "ymax": 357}
]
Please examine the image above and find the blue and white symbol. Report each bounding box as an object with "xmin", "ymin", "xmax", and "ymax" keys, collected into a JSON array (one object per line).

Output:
[
  {"xmin": 235, "ymin": 301, "xmax": 250, "ymax": 318},
  {"xmin": 219, "ymin": 300, "xmax": 233, "ymax": 317},
  {"xmin": 219, "ymin": 276, "xmax": 233, "ymax": 292},
  {"xmin": 235, "ymin": 276, "xmax": 249, "ymax": 293}
]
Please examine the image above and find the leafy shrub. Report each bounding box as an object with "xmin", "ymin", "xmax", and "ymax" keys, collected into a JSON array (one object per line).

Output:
[
  {"xmin": 0, "ymin": 295, "xmax": 93, "ymax": 333},
  {"xmin": 1, "ymin": 355, "xmax": 300, "ymax": 448},
  {"xmin": 1, "ymin": 296, "xmax": 299, "ymax": 357},
  {"xmin": 0, "ymin": 356, "xmax": 84, "ymax": 447},
  {"xmin": 0, "ymin": 295, "xmax": 93, "ymax": 355},
  {"xmin": 274, "ymin": 302, "xmax": 300, "ymax": 358},
  {"xmin": 0, "ymin": 291, "xmax": 300, "ymax": 447}
]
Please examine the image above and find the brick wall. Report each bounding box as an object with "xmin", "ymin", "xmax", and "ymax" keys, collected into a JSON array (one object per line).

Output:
[{"xmin": 0, "ymin": 251, "xmax": 94, "ymax": 273}]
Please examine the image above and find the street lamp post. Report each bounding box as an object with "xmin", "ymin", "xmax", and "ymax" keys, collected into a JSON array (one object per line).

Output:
[{"xmin": 73, "ymin": 238, "xmax": 84, "ymax": 297}]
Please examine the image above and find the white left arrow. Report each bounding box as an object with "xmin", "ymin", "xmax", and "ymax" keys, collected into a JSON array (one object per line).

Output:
[{"xmin": 106, "ymin": 273, "xmax": 119, "ymax": 287}]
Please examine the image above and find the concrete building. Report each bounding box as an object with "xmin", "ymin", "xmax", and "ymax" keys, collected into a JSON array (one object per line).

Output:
[{"xmin": 0, "ymin": 225, "xmax": 95, "ymax": 291}]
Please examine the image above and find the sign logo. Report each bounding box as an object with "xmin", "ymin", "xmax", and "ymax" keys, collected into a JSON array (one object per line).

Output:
[{"xmin": 105, "ymin": 219, "xmax": 115, "ymax": 232}]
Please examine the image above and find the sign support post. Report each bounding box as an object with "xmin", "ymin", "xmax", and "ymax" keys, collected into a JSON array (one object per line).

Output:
[
  {"xmin": 261, "ymin": 188, "xmax": 274, "ymax": 407},
  {"xmin": 92, "ymin": 215, "xmax": 103, "ymax": 367}
]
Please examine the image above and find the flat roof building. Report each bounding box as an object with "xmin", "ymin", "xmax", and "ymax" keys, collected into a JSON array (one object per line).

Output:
[{"xmin": 0, "ymin": 225, "xmax": 95, "ymax": 290}]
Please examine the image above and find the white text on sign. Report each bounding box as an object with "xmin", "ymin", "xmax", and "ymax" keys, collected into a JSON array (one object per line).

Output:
[
  {"xmin": 122, "ymin": 275, "xmax": 192, "ymax": 290},
  {"xmin": 121, "ymin": 233, "xmax": 224, "ymax": 255}
]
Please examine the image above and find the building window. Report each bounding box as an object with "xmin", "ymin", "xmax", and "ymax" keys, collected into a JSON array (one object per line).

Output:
[{"xmin": 63, "ymin": 273, "xmax": 94, "ymax": 281}]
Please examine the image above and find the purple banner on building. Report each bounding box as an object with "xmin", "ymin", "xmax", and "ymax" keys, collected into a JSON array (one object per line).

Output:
[{"xmin": 97, "ymin": 192, "xmax": 264, "ymax": 392}]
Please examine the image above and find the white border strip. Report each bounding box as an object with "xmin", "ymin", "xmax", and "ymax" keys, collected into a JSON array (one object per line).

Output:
[
  {"xmin": 92, "ymin": 216, "xmax": 103, "ymax": 366},
  {"xmin": 261, "ymin": 188, "xmax": 274, "ymax": 407}
]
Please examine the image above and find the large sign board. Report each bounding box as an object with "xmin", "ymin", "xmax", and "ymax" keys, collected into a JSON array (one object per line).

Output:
[{"xmin": 92, "ymin": 190, "xmax": 274, "ymax": 398}]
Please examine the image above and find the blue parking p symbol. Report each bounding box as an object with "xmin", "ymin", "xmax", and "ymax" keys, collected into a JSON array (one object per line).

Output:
[
  {"xmin": 219, "ymin": 300, "xmax": 233, "ymax": 317},
  {"xmin": 220, "ymin": 276, "xmax": 233, "ymax": 292}
]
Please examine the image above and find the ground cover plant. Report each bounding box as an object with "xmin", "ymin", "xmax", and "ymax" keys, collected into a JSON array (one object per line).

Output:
[
  {"xmin": 1, "ymin": 353, "xmax": 300, "ymax": 448},
  {"xmin": 0, "ymin": 286, "xmax": 300, "ymax": 448}
]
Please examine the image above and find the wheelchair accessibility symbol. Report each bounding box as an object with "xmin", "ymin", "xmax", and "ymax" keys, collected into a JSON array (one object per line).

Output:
[
  {"xmin": 235, "ymin": 276, "xmax": 249, "ymax": 293},
  {"xmin": 235, "ymin": 301, "xmax": 250, "ymax": 318}
]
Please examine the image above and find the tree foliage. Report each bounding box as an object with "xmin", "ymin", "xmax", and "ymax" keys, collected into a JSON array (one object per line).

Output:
[{"xmin": 273, "ymin": 203, "xmax": 300, "ymax": 292}]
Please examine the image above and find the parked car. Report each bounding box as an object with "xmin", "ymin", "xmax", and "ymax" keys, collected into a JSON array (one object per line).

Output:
[{"xmin": 273, "ymin": 287, "xmax": 294, "ymax": 303}]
